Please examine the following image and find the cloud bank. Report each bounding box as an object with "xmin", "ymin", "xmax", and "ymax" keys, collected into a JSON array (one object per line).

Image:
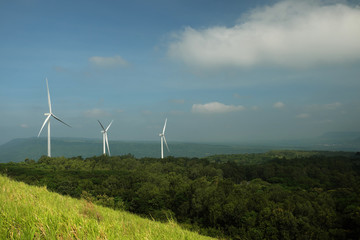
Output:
[
  {"xmin": 192, "ymin": 102, "xmax": 245, "ymax": 114},
  {"xmin": 168, "ymin": 1, "xmax": 360, "ymax": 68},
  {"xmin": 89, "ymin": 55, "xmax": 128, "ymax": 68}
]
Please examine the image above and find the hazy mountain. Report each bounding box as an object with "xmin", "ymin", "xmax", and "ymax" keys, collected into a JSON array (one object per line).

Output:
[
  {"xmin": 1, "ymin": 133, "xmax": 359, "ymax": 163},
  {"xmin": 0, "ymin": 137, "xmax": 272, "ymax": 163},
  {"xmin": 320, "ymin": 132, "xmax": 360, "ymax": 141}
]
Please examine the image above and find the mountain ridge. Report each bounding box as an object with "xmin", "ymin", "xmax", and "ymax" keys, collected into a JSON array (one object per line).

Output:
[{"xmin": 1, "ymin": 133, "xmax": 359, "ymax": 163}]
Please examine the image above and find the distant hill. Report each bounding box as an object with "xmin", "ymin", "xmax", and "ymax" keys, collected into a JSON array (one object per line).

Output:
[
  {"xmin": 1, "ymin": 133, "xmax": 359, "ymax": 163},
  {"xmin": 315, "ymin": 131, "xmax": 360, "ymax": 149},
  {"xmin": 320, "ymin": 131, "xmax": 360, "ymax": 141},
  {"xmin": 0, "ymin": 137, "xmax": 273, "ymax": 163}
]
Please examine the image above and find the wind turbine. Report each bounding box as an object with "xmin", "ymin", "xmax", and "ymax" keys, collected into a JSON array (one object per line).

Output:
[
  {"xmin": 98, "ymin": 120, "xmax": 113, "ymax": 156},
  {"xmin": 159, "ymin": 118, "xmax": 170, "ymax": 159},
  {"xmin": 38, "ymin": 78, "xmax": 71, "ymax": 157}
]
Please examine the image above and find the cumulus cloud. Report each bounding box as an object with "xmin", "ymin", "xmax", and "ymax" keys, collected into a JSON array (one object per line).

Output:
[
  {"xmin": 84, "ymin": 108, "xmax": 111, "ymax": 118},
  {"xmin": 89, "ymin": 55, "xmax": 128, "ymax": 68},
  {"xmin": 168, "ymin": 1, "xmax": 360, "ymax": 68},
  {"xmin": 273, "ymin": 101, "xmax": 285, "ymax": 109},
  {"xmin": 192, "ymin": 102, "xmax": 245, "ymax": 114}
]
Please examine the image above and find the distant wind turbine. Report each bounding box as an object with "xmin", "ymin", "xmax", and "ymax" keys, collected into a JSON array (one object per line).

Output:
[
  {"xmin": 38, "ymin": 78, "xmax": 71, "ymax": 157},
  {"xmin": 159, "ymin": 118, "xmax": 170, "ymax": 159},
  {"xmin": 98, "ymin": 120, "xmax": 113, "ymax": 156}
]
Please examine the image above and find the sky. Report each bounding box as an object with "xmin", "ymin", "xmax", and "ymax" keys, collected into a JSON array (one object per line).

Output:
[{"xmin": 0, "ymin": 0, "xmax": 360, "ymax": 145}]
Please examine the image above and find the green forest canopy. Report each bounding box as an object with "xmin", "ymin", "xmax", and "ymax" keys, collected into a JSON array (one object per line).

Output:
[{"xmin": 1, "ymin": 150, "xmax": 359, "ymax": 239}]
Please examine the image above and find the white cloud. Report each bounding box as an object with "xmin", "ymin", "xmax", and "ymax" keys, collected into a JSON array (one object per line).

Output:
[
  {"xmin": 296, "ymin": 113, "xmax": 310, "ymax": 119},
  {"xmin": 89, "ymin": 55, "xmax": 128, "ymax": 68},
  {"xmin": 168, "ymin": 1, "xmax": 360, "ymax": 68},
  {"xmin": 84, "ymin": 108, "xmax": 111, "ymax": 118},
  {"xmin": 273, "ymin": 101, "xmax": 285, "ymax": 109},
  {"xmin": 192, "ymin": 102, "xmax": 245, "ymax": 114}
]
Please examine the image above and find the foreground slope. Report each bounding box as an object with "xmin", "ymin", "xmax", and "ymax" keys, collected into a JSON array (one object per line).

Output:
[{"xmin": 0, "ymin": 175, "xmax": 213, "ymax": 240}]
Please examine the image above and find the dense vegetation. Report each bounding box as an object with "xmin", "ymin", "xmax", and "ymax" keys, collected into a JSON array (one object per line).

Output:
[
  {"xmin": 0, "ymin": 175, "xmax": 213, "ymax": 240},
  {"xmin": 1, "ymin": 151, "xmax": 360, "ymax": 239}
]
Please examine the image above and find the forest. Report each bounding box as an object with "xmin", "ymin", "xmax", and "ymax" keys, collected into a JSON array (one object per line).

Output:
[{"xmin": 0, "ymin": 151, "xmax": 359, "ymax": 239}]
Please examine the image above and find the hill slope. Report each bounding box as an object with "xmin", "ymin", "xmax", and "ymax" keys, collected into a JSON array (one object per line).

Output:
[{"xmin": 0, "ymin": 174, "xmax": 213, "ymax": 240}]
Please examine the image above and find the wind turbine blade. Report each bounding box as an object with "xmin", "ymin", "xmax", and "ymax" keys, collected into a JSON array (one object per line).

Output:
[
  {"xmin": 163, "ymin": 135, "xmax": 170, "ymax": 152},
  {"xmin": 38, "ymin": 114, "xmax": 51, "ymax": 137},
  {"xmin": 46, "ymin": 78, "xmax": 52, "ymax": 114},
  {"xmin": 51, "ymin": 114, "xmax": 71, "ymax": 128},
  {"xmin": 106, "ymin": 120, "xmax": 113, "ymax": 131},
  {"xmin": 105, "ymin": 133, "xmax": 111, "ymax": 156},
  {"xmin": 98, "ymin": 120, "xmax": 106, "ymax": 131},
  {"xmin": 162, "ymin": 118, "xmax": 167, "ymax": 134}
]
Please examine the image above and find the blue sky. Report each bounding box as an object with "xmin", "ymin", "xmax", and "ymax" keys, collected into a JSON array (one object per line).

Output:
[{"xmin": 1, "ymin": 0, "xmax": 360, "ymax": 145}]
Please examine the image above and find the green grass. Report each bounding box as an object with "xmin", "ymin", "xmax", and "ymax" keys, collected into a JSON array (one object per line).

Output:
[{"xmin": 0, "ymin": 174, "xmax": 214, "ymax": 240}]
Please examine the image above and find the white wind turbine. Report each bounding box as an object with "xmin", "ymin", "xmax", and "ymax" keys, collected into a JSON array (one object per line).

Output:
[
  {"xmin": 98, "ymin": 120, "xmax": 113, "ymax": 156},
  {"xmin": 38, "ymin": 78, "xmax": 71, "ymax": 157},
  {"xmin": 159, "ymin": 118, "xmax": 170, "ymax": 159}
]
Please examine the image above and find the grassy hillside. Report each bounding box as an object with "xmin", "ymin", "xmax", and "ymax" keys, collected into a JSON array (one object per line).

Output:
[{"xmin": 0, "ymin": 174, "xmax": 213, "ymax": 240}]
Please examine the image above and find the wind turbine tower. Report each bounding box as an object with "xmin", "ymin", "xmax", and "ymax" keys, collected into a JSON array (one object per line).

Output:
[
  {"xmin": 98, "ymin": 120, "xmax": 113, "ymax": 156},
  {"xmin": 159, "ymin": 118, "xmax": 170, "ymax": 159},
  {"xmin": 38, "ymin": 78, "xmax": 71, "ymax": 157}
]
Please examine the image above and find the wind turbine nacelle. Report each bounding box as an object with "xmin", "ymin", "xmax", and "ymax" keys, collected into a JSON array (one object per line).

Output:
[{"xmin": 44, "ymin": 113, "xmax": 50, "ymax": 116}]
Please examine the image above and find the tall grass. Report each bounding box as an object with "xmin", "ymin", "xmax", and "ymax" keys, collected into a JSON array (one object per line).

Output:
[{"xmin": 0, "ymin": 174, "xmax": 213, "ymax": 239}]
